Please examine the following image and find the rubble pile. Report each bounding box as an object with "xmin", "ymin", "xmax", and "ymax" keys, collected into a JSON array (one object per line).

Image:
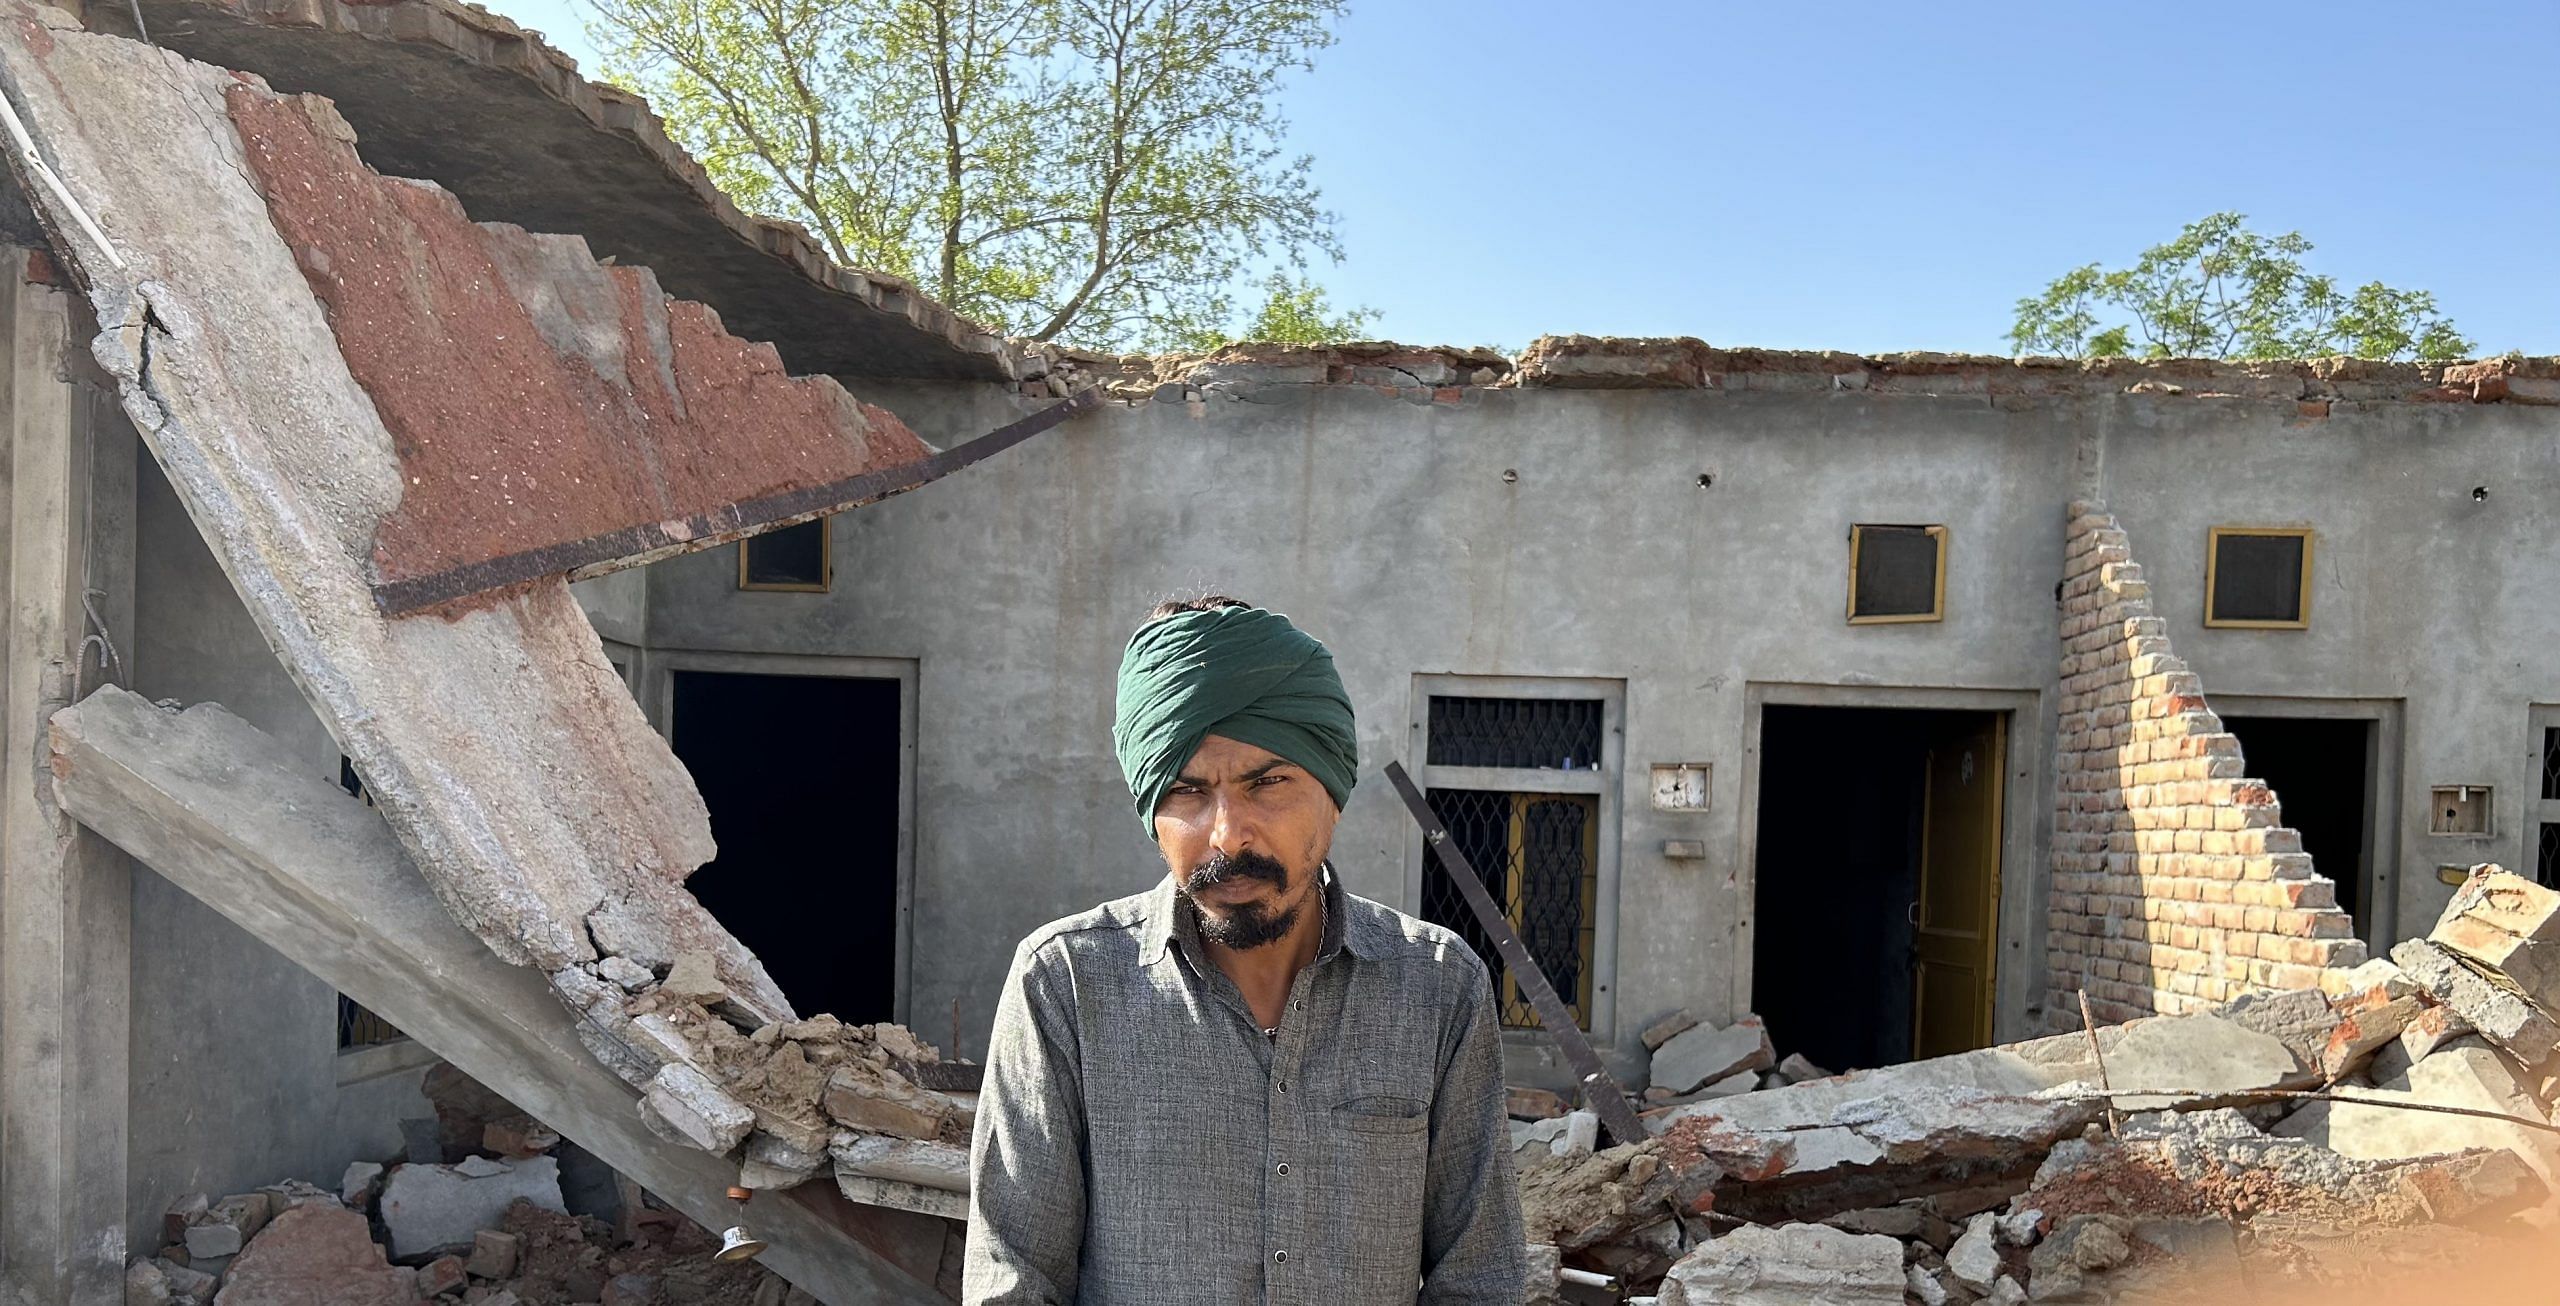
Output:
[
  {"xmin": 1517, "ymin": 865, "xmax": 2560, "ymax": 1304},
  {"xmin": 555, "ymin": 948, "xmax": 976, "ymax": 1207},
  {"xmin": 136, "ymin": 1169, "xmax": 813, "ymax": 1306}
]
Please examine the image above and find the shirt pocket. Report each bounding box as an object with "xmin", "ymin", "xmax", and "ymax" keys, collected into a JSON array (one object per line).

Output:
[{"xmin": 1330, "ymin": 1093, "xmax": 1430, "ymax": 1137}]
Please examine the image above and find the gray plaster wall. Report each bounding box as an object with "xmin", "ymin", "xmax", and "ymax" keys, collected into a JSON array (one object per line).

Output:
[
  {"xmin": 128, "ymin": 448, "xmax": 425, "ymax": 1241},
  {"xmin": 642, "ymin": 380, "xmax": 2094, "ymax": 1082},
  {"xmin": 2092, "ymin": 401, "xmax": 2560, "ymax": 946}
]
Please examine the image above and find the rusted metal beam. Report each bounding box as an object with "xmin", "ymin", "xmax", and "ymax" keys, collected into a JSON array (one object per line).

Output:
[
  {"xmin": 1382, "ymin": 761, "xmax": 1648, "ymax": 1147},
  {"xmin": 370, "ymin": 387, "xmax": 1101, "ymax": 616}
]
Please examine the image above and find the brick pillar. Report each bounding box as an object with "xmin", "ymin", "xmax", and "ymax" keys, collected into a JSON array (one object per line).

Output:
[{"xmin": 2048, "ymin": 502, "xmax": 2365, "ymax": 1027}]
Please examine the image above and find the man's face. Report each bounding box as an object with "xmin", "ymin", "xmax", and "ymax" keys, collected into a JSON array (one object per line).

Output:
[{"xmin": 1153, "ymin": 734, "xmax": 1339, "ymax": 950}]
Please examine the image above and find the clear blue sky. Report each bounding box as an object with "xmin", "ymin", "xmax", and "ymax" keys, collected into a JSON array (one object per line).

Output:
[{"xmin": 487, "ymin": 0, "xmax": 2558, "ymax": 356}]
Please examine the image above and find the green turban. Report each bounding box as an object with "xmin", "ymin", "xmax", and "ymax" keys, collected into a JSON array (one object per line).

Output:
[{"xmin": 1112, "ymin": 604, "xmax": 1357, "ymax": 830}]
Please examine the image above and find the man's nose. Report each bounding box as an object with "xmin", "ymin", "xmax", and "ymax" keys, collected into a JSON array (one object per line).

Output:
[{"xmin": 1208, "ymin": 790, "xmax": 1254, "ymax": 854}]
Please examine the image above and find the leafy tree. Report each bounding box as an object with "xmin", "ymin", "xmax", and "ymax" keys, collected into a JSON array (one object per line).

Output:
[
  {"xmin": 1173, "ymin": 271, "xmax": 1376, "ymax": 349},
  {"xmin": 2008, "ymin": 213, "xmax": 2472, "ymax": 361},
  {"xmin": 588, "ymin": 0, "xmax": 1348, "ymax": 352}
]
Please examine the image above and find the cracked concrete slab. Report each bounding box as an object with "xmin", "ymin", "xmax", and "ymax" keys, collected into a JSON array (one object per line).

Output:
[
  {"xmin": 45, "ymin": 687, "xmax": 941, "ymax": 1301},
  {"xmin": 97, "ymin": 0, "xmax": 1037, "ymax": 383},
  {"xmin": 0, "ymin": 5, "xmax": 789, "ymax": 1030}
]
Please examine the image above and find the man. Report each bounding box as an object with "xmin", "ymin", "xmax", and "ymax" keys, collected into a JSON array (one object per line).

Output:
[{"xmin": 965, "ymin": 597, "xmax": 1524, "ymax": 1304}]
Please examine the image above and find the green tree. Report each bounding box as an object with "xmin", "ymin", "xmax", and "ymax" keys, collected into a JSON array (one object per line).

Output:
[
  {"xmin": 1174, "ymin": 271, "xmax": 1376, "ymax": 349},
  {"xmin": 2008, "ymin": 213, "xmax": 2472, "ymax": 361},
  {"xmin": 588, "ymin": 0, "xmax": 1348, "ymax": 351}
]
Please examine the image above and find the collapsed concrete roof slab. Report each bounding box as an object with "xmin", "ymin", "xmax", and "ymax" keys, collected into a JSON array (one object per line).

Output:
[
  {"xmin": 46, "ymin": 688, "xmax": 947, "ymax": 1303},
  {"xmin": 0, "ymin": 4, "xmax": 792, "ymax": 1026},
  {"xmin": 89, "ymin": 0, "xmax": 1036, "ymax": 384}
]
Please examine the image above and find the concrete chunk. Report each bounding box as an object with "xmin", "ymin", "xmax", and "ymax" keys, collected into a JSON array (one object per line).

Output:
[
  {"xmin": 213, "ymin": 1205, "xmax": 417, "ymax": 1306},
  {"xmin": 1657, "ymin": 1223, "xmax": 1903, "ymax": 1304},
  {"xmin": 2431, "ymin": 866, "xmax": 2560, "ymax": 1000},
  {"xmin": 2392, "ymin": 939, "xmax": 2560, "ymax": 1066},
  {"xmin": 2023, "ymin": 1214, "xmax": 2130, "ymax": 1300},
  {"xmin": 640, "ymin": 1064, "xmax": 756, "ymax": 1154},
  {"xmin": 153, "ymin": 1260, "xmax": 215, "ymax": 1306},
  {"xmin": 466, "ymin": 1229, "xmax": 521, "ymax": 1280},
  {"xmin": 337, "ymin": 1162, "xmax": 383, "ymax": 1210},
  {"xmin": 2399, "ymin": 1003, "xmax": 2475, "ymax": 1061},
  {"xmin": 739, "ymin": 1132, "xmax": 830, "ymax": 1191},
  {"xmin": 1652, "ymin": 1015, "xmax": 1775, "ymax": 1096},
  {"xmin": 1945, "ymin": 1212, "xmax": 2000, "ymax": 1292},
  {"xmin": 1776, "ymin": 1053, "xmax": 1834, "ymax": 1084},
  {"xmin": 2318, "ymin": 993, "xmax": 2426, "ymax": 1080},
  {"xmin": 125, "ymin": 1259, "xmax": 172, "ymax": 1306},
  {"xmin": 1640, "ymin": 1009, "xmax": 1702, "ymax": 1051},
  {"xmin": 377, "ymin": 1156, "xmax": 566, "ymax": 1258},
  {"xmin": 2274, "ymin": 1038, "xmax": 2560, "ymax": 1195},
  {"xmin": 831, "ymin": 1134, "xmax": 970, "ymax": 1193}
]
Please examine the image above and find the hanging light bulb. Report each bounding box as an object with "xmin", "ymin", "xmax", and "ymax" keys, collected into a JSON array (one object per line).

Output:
[{"xmin": 713, "ymin": 1185, "xmax": 769, "ymax": 1263}]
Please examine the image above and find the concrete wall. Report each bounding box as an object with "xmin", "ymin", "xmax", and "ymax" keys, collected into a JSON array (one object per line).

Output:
[
  {"xmin": 637, "ymin": 377, "xmax": 2560, "ymax": 1087},
  {"xmin": 127, "ymin": 448, "xmax": 425, "ymax": 1241},
  {"xmin": 2096, "ymin": 403, "xmax": 2560, "ymax": 945},
  {"xmin": 643, "ymin": 379, "xmax": 2086, "ymax": 1082}
]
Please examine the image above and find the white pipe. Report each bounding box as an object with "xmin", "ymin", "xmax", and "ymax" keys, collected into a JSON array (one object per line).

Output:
[
  {"xmin": 0, "ymin": 83, "xmax": 126, "ymax": 270},
  {"xmin": 1561, "ymin": 1266, "xmax": 1620, "ymax": 1290}
]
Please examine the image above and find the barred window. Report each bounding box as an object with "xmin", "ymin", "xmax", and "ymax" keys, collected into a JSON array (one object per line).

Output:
[{"xmin": 1414, "ymin": 682, "xmax": 1618, "ymax": 1031}]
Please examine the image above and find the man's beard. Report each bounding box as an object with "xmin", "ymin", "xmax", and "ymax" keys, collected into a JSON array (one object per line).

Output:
[{"xmin": 1179, "ymin": 849, "xmax": 1300, "ymax": 950}]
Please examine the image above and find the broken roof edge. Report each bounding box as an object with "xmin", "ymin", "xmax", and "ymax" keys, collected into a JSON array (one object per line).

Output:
[
  {"xmin": 1060, "ymin": 336, "xmax": 2560, "ymax": 407},
  {"xmin": 104, "ymin": 0, "xmax": 1046, "ymax": 383}
]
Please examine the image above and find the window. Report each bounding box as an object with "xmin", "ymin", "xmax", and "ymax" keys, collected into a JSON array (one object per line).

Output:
[
  {"xmin": 2205, "ymin": 527, "xmax": 2313, "ymax": 629},
  {"xmin": 1413, "ymin": 681, "xmax": 1620, "ymax": 1030},
  {"xmin": 738, "ymin": 517, "xmax": 831, "ymax": 592},
  {"xmin": 1847, "ymin": 524, "xmax": 1947, "ymax": 624}
]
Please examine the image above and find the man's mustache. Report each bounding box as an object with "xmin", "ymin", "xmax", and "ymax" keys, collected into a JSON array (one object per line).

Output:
[{"xmin": 1183, "ymin": 848, "xmax": 1289, "ymax": 895}]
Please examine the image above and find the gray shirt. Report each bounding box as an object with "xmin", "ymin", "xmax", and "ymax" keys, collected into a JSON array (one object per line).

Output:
[{"xmin": 963, "ymin": 871, "xmax": 1525, "ymax": 1304}]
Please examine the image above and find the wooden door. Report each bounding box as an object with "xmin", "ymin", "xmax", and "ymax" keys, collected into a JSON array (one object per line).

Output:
[{"xmin": 1912, "ymin": 714, "xmax": 2005, "ymax": 1058}]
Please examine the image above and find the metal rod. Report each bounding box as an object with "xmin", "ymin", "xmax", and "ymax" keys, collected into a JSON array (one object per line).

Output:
[
  {"xmin": 1382, "ymin": 761, "xmax": 1648, "ymax": 1148},
  {"xmin": 0, "ymin": 82, "xmax": 124, "ymax": 270},
  {"xmin": 372, "ymin": 387, "xmax": 1101, "ymax": 614},
  {"xmin": 2078, "ymin": 990, "xmax": 2122, "ymax": 1136},
  {"xmin": 2066, "ymin": 1084, "xmax": 2560, "ymax": 1136}
]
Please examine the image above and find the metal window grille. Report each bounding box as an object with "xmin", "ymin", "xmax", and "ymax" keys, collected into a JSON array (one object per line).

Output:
[
  {"xmin": 1426, "ymin": 696, "xmax": 1602, "ymax": 770},
  {"xmin": 2543, "ymin": 728, "xmax": 2560, "ymax": 802},
  {"xmin": 2540, "ymin": 824, "xmax": 2560, "ymax": 891},
  {"xmin": 337, "ymin": 994, "xmax": 405, "ymax": 1050},
  {"xmin": 1422, "ymin": 789, "xmax": 1599, "ymax": 1027},
  {"xmin": 1419, "ymin": 692, "xmax": 1607, "ymax": 1029}
]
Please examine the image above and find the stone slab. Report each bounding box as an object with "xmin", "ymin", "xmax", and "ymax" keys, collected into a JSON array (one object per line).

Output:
[
  {"xmin": 2392, "ymin": 940, "xmax": 2560, "ymax": 1067},
  {"xmin": 215, "ymin": 1205, "xmax": 415, "ymax": 1306},
  {"xmin": 45, "ymin": 688, "xmax": 938, "ymax": 1302},
  {"xmin": 1650, "ymin": 1015, "xmax": 1775, "ymax": 1096},
  {"xmin": 1655, "ymin": 1223, "xmax": 1903, "ymax": 1305},
  {"xmin": 379, "ymin": 1157, "xmax": 566, "ymax": 1258},
  {"xmin": 2274, "ymin": 1039, "xmax": 2560, "ymax": 1196},
  {"xmin": 0, "ymin": 1, "xmax": 792, "ymax": 1033}
]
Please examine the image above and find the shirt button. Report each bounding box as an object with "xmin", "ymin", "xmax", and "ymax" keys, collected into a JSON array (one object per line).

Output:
[
  {"xmin": 1273, "ymin": 1251, "xmax": 1288, "ymax": 1264},
  {"xmin": 1276, "ymin": 1162, "xmax": 1290, "ymax": 1176},
  {"xmin": 1276, "ymin": 1079, "xmax": 1289, "ymax": 1094}
]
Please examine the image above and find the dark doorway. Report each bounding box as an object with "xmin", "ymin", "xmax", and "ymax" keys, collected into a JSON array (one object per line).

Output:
[
  {"xmin": 2221, "ymin": 716, "xmax": 2375, "ymax": 931},
  {"xmin": 1753, "ymin": 706, "xmax": 2006, "ymax": 1073},
  {"xmin": 671, "ymin": 670, "xmax": 903, "ymax": 1023}
]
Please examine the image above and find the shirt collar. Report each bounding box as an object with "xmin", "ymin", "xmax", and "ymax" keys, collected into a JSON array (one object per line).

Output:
[{"xmin": 1140, "ymin": 863, "xmax": 1367, "ymax": 967}]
